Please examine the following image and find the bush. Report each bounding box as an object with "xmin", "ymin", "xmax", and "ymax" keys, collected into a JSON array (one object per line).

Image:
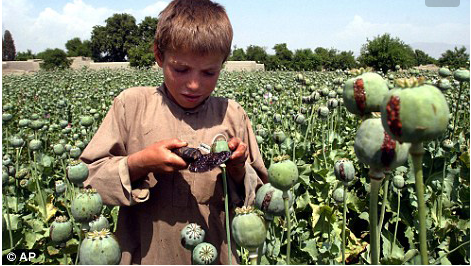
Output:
[
  {"xmin": 129, "ymin": 43, "xmax": 155, "ymax": 69},
  {"xmin": 36, "ymin": 49, "xmax": 72, "ymax": 70}
]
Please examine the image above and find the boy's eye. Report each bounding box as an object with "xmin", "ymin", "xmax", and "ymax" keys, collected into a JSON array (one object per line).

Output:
[
  {"xmin": 174, "ymin": 68, "xmax": 188, "ymax": 73},
  {"xmin": 203, "ymin": 71, "xmax": 216, "ymax": 76}
]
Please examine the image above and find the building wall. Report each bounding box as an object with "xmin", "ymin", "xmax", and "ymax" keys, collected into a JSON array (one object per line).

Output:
[{"xmin": 3, "ymin": 57, "xmax": 265, "ymax": 73}]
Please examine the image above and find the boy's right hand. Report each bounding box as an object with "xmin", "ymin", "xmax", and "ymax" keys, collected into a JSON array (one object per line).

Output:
[{"xmin": 128, "ymin": 139, "xmax": 188, "ymax": 182}]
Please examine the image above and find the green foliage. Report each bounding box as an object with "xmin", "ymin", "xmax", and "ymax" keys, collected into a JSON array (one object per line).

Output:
[
  {"xmin": 438, "ymin": 46, "xmax": 469, "ymax": 70},
  {"xmin": 229, "ymin": 47, "xmax": 247, "ymax": 61},
  {"xmin": 36, "ymin": 48, "xmax": 72, "ymax": 70},
  {"xmin": 358, "ymin": 33, "xmax": 416, "ymax": 73},
  {"xmin": 137, "ymin": 16, "xmax": 158, "ymax": 44},
  {"xmin": 65, "ymin": 38, "xmax": 91, "ymax": 57},
  {"xmin": 3, "ymin": 30, "xmax": 16, "ymax": 61},
  {"xmin": 414, "ymin": 49, "xmax": 437, "ymax": 66},
  {"xmin": 90, "ymin": 13, "xmax": 139, "ymax": 62},
  {"xmin": 129, "ymin": 42, "xmax": 155, "ymax": 69},
  {"xmin": 16, "ymin": 49, "xmax": 35, "ymax": 61},
  {"xmin": 245, "ymin": 45, "xmax": 268, "ymax": 64}
]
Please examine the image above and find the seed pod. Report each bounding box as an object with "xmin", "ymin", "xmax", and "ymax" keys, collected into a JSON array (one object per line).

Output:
[
  {"xmin": 79, "ymin": 229, "xmax": 121, "ymax": 265},
  {"xmin": 334, "ymin": 159, "xmax": 355, "ymax": 183},
  {"xmin": 192, "ymin": 242, "xmax": 217, "ymax": 265},
  {"xmin": 71, "ymin": 189, "xmax": 103, "ymax": 223},
  {"xmin": 9, "ymin": 136, "xmax": 24, "ymax": 148},
  {"xmin": 18, "ymin": 119, "xmax": 30, "ymax": 127},
  {"xmin": 53, "ymin": 144, "xmax": 65, "ymax": 155},
  {"xmin": 343, "ymin": 72, "xmax": 389, "ymax": 116},
  {"xmin": 2, "ymin": 113, "xmax": 13, "ymax": 122},
  {"xmin": 254, "ymin": 183, "xmax": 293, "ymax": 220},
  {"xmin": 268, "ymin": 159, "xmax": 298, "ymax": 191},
  {"xmin": 442, "ymin": 139, "xmax": 453, "ymax": 151},
  {"xmin": 392, "ymin": 175, "xmax": 405, "ymax": 189},
  {"xmin": 437, "ymin": 79, "xmax": 451, "ymax": 91},
  {"xmin": 211, "ymin": 138, "xmax": 230, "ymax": 153},
  {"xmin": 69, "ymin": 146, "xmax": 82, "ymax": 159},
  {"xmin": 438, "ymin": 67, "xmax": 451, "ymax": 77},
  {"xmin": 380, "ymin": 81, "xmax": 449, "ymax": 143},
  {"xmin": 80, "ymin": 116, "xmax": 95, "ymax": 127},
  {"xmin": 50, "ymin": 216, "xmax": 73, "ymax": 243},
  {"xmin": 354, "ymin": 118, "xmax": 410, "ymax": 171},
  {"xmin": 28, "ymin": 139, "xmax": 42, "ymax": 151},
  {"xmin": 453, "ymin": 69, "xmax": 470, "ymax": 82},
  {"xmin": 317, "ymin": 106, "xmax": 329, "ymax": 119},
  {"xmin": 55, "ymin": 180, "xmax": 67, "ymax": 195},
  {"xmin": 333, "ymin": 187, "xmax": 345, "ymax": 204},
  {"xmin": 273, "ymin": 130, "xmax": 286, "ymax": 144},
  {"xmin": 67, "ymin": 161, "xmax": 89, "ymax": 185},
  {"xmin": 88, "ymin": 215, "xmax": 110, "ymax": 232},
  {"xmin": 231, "ymin": 206, "xmax": 267, "ymax": 252},
  {"xmin": 180, "ymin": 223, "xmax": 205, "ymax": 250}
]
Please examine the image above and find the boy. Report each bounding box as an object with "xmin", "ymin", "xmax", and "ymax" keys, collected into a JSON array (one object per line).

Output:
[{"xmin": 80, "ymin": 0, "xmax": 268, "ymax": 264}]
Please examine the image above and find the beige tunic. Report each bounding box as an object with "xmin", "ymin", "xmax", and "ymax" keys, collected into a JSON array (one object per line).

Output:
[{"xmin": 80, "ymin": 85, "xmax": 267, "ymax": 265}]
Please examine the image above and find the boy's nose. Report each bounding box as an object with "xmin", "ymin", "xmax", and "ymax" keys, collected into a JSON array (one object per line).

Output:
[{"xmin": 186, "ymin": 75, "xmax": 200, "ymax": 91}]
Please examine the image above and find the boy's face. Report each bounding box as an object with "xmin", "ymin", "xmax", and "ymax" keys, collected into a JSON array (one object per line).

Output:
[{"xmin": 156, "ymin": 49, "xmax": 225, "ymax": 109}]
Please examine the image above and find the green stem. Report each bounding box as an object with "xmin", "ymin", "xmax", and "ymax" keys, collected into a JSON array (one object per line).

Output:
[
  {"xmin": 438, "ymin": 155, "xmax": 447, "ymax": 226},
  {"xmin": 378, "ymin": 176, "xmax": 390, "ymax": 235},
  {"xmin": 391, "ymin": 189, "xmax": 401, "ymax": 255},
  {"xmin": 3, "ymin": 191, "xmax": 14, "ymax": 249},
  {"xmin": 410, "ymin": 142, "xmax": 429, "ymax": 265},
  {"xmin": 342, "ymin": 182, "xmax": 347, "ymax": 265},
  {"xmin": 369, "ymin": 169, "xmax": 384, "ymax": 265},
  {"xmin": 33, "ymin": 152, "xmax": 47, "ymax": 221},
  {"xmin": 433, "ymin": 240, "xmax": 470, "ymax": 265},
  {"xmin": 322, "ymin": 123, "xmax": 327, "ymax": 167},
  {"xmin": 249, "ymin": 250, "xmax": 258, "ymax": 265},
  {"xmin": 283, "ymin": 190, "xmax": 291, "ymax": 265},
  {"xmin": 451, "ymin": 82, "xmax": 464, "ymax": 140},
  {"xmin": 221, "ymin": 165, "xmax": 232, "ymax": 265}
]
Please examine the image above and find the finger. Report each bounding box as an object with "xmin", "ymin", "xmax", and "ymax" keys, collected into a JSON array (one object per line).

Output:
[
  {"xmin": 167, "ymin": 152, "xmax": 188, "ymax": 168},
  {"xmin": 228, "ymin": 137, "xmax": 241, "ymax": 151},
  {"xmin": 230, "ymin": 142, "xmax": 247, "ymax": 160},
  {"xmin": 164, "ymin": 138, "xmax": 188, "ymax": 150}
]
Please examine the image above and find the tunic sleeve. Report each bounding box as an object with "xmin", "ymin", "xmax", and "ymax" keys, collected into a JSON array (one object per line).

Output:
[
  {"xmin": 80, "ymin": 95, "xmax": 150, "ymax": 206},
  {"xmin": 227, "ymin": 106, "xmax": 267, "ymax": 207}
]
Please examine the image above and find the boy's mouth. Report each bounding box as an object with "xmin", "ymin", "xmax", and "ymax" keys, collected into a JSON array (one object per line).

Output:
[{"xmin": 182, "ymin": 94, "xmax": 201, "ymax": 102}]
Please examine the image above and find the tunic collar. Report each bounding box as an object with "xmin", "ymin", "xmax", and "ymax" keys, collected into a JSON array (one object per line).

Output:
[{"xmin": 157, "ymin": 84, "xmax": 210, "ymax": 115}]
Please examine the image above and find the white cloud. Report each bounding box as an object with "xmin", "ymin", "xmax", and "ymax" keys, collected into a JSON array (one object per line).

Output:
[
  {"xmin": 333, "ymin": 15, "xmax": 470, "ymax": 55},
  {"xmin": 2, "ymin": 0, "xmax": 169, "ymax": 53}
]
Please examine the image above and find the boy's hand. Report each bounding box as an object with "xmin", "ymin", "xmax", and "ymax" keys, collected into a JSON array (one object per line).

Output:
[
  {"xmin": 226, "ymin": 137, "xmax": 248, "ymax": 185},
  {"xmin": 128, "ymin": 139, "xmax": 188, "ymax": 182}
]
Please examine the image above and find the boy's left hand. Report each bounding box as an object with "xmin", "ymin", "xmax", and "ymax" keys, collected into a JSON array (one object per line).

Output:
[{"xmin": 226, "ymin": 137, "xmax": 247, "ymax": 185}]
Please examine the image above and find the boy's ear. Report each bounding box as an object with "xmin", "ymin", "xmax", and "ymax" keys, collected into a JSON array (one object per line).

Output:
[{"xmin": 154, "ymin": 43, "xmax": 164, "ymax": 67}]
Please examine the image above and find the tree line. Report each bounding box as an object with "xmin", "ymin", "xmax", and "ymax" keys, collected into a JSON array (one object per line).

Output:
[{"xmin": 2, "ymin": 13, "xmax": 469, "ymax": 72}]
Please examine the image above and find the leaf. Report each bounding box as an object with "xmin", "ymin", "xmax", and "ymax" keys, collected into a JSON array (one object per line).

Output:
[
  {"xmin": 295, "ymin": 191, "xmax": 311, "ymax": 211},
  {"xmin": 3, "ymin": 213, "xmax": 23, "ymax": 231},
  {"xmin": 301, "ymin": 239, "xmax": 319, "ymax": 260},
  {"xmin": 47, "ymin": 245, "xmax": 60, "ymax": 256},
  {"xmin": 381, "ymin": 229, "xmax": 404, "ymax": 259},
  {"xmin": 459, "ymin": 151, "xmax": 470, "ymax": 167},
  {"xmin": 37, "ymin": 194, "xmax": 58, "ymax": 222}
]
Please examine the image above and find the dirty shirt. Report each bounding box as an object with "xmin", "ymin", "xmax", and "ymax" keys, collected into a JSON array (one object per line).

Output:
[{"xmin": 80, "ymin": 85, "xmax": 267, "ymax": 264}]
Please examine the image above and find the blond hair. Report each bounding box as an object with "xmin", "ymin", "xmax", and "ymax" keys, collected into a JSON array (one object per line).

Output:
[{"xmin": 154, "ymin": 0, "xmax": 233, "ymax": 61}]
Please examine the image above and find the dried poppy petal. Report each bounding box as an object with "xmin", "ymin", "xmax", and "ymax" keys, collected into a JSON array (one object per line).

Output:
[{"xmin": 189, "ymin": 151, "xmax": 232, "ymax": 172}]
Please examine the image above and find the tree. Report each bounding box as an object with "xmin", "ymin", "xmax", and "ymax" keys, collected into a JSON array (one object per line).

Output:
[
  {"xmin": 129, "ymin": 42, "xmax": 155, "ymax": 69},
  {"xmin": 438, "ymin": 46, "xmax": 469, "ymax": 70},
  {"xmin": 66, "ymin": 37, "xmax": 92, "ymax": 57},
  {"xmin": 245, "ymin": 45, "xmax": 268, "ymax": 64},
  {"xmin": 90, "ymin": 13, "xmax": 139, "ymax": 62},
  {"xmin": 414, "ymin": 49, "xmax": 436, "ymax": 66},
  {"xmin": 292, "ymin": 49, "xmax": 321, "ymax": 71},
  {"xmin": 36, "ymin": 48, "xmax": 72, "ymax": 70},
  {"xmin": 273, "ymin": 43, "xmax": 293, "ymax": 70},
  {"xmin": 3, "ymin": 30, "xmax": 16, "ymax": 61},
  {"xmin": 358, "ymin": 33, "xmax": 416, "ymax": 73},
  {"xmin": 16, "ymin": 50, "xmax": 35, "ymax": 61},
  {"xmin": 229, "ymin": 47, "xmax": 246, "ymax": 61},
  {"xmin": 138, "ymin": 16, "xmax": 158, "ymax": 43},
  {"xmin": 334, "ymin": 50, "xmax": 357, "ymax": 70}
]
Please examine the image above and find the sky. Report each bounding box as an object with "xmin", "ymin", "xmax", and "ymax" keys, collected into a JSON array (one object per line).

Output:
[{"xmin": 2, "ymin": 0, "xmax": 470, "ymax": 59}]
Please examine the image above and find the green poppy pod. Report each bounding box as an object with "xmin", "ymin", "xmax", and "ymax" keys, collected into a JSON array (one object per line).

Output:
[
  {"xmin": 354, "ymin": 118, "xmax": 410, "ymax": 171},
  {"xmin": 343, "ymin": 72, "xmax": 389, "ymax": 116},
  {"xmin": 334, "ymin": 159, "xmax": 355, "ymax": 183},
  {"xmin": 268, "ymin": 160, "xmax": 298, "ymax": 191},
  {"xmin": 180, "ymin": 223, "xmax": 205, "ymax": 250},
  {"xmin": 231, "ymin": 206, "xmax": 267, "ymax": 252},
  {"xmin": 380, "ymin": 82, "xmax": 449, "ymax": 143},
  {"xmin": 192, "ymin": 242, "xmax": 217, "ymax": 265}
]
